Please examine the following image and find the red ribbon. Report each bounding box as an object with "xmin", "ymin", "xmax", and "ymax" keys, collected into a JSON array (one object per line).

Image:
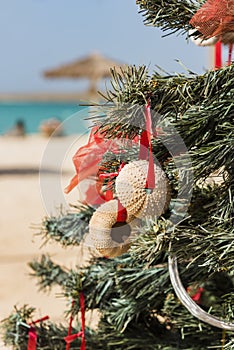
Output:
[
  {"xmin": 99, "ymin": 163, "xmax": 125, "ymax": 203},
  {"xmin": 64, "ymin": 293, "xmax": 86, "ymax": 350},
  {"xmin": 214, "ymin": 41, "xmax": 233, "ymax": 69},
  {"xmin": 64, "ymin": 126, "xmax": 114, "ymax": 206},
  {"xmin": 65, "ymin": 300, "xmax": 75, "ymax": 350},
  {"xmin": 27, "ymin": 327, "xmax": 37, "ymax": 350},
  {"xmin": 105, "ymin": 188, "xmax": 114, "ymax": 201},
  {"xmin": 27, "ymin": 316, "xmax": 49, "ymax": 350},
  {"xmin": 117, "ymin": 199, "xmax": 127, "ymax": 222},
  {"xmin": 139, "ymin": 100, "xmax": 155, "ymax": 190},
  {"xmin": 139, "ymin": 129, "xmax": 149, "ymax": 160},
  {"xmin": 30, "ymin": 316, "xmax": 49, "ymax": 325},
  {"xmin": 215, "ymin": 41, "xmax": 222, "ymax": 69},
  {"xmin": 99, "ymin": 172, "xmax": 119, "ymax": 180},
  {"xmin": 187, "ymin": 286, "xmax": 204, "ymax": 305}
]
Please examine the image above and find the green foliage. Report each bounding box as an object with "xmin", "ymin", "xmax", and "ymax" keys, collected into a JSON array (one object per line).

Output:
[
  {"xmin": 95, "ymin": 64, "xmax": 234, "ymax": 160},
  {"xmin": 39, "ymin": 204, "xmax": 94, "ymax": 246},
  {"xmin": 28, "ymin": 254, "xmax": 68, "ymax": 290},
  {"xmin": 103, "ymin": 65, "xmax": 153, "ymax": 105},
  {"xmin": 0, "ymin": 305, "xmax": 103, "ymax": 350},
  {"xmin": 1, "ymin": 305, "xmax": 35, "ymax": 350},
  {"xmin": 5, "ymin": 251, "xmax": 234, "ymax": 349},
  {"xmin": 136, "ymin": 0, "xmax": 202, "ymax": 36}
]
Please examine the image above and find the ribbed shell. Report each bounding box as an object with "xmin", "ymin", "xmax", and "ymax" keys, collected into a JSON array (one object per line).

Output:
[
  {"xmin": 87, "ymin": 199, "xmax": 139, "ymax": 258},
  {"xmin": 115, "ymin": 160, "xmax": 171, "ymax": 219}
]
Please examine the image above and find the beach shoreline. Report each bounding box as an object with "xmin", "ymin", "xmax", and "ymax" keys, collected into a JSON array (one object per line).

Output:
[
  {"xmin": 0, "ymin": 133, "xmax": 99, "ymax": 349},
  {"xmin": 0, "ymin": 91, "xmax": 103, "ymax": 103}
]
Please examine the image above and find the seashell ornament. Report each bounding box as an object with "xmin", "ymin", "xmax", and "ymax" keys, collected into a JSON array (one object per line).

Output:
[
  {"xmin": 87, "ymin": 199, "xmax": 139, "ymax": 258},
  {"xmin": 221, "ymin": 32, "xmax": 234, "ymax": 45},
  {"xmin": 189, "ymin": 29, "xmax": 218, "ymax": 46},
  {"xmin": 115, "ymin": 160, "xmax": 170, "ymax": 219}
]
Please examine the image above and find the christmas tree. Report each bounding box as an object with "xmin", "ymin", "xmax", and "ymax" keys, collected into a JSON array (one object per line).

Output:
[{"xmin": 1, "ymin": 1, "xmax": 234, "ymax": 349}]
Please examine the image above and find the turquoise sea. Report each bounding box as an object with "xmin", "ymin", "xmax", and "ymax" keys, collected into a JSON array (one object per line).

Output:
[{"xmin": 0, "ymin": 101, "xmax": 91, "ymax": 135}]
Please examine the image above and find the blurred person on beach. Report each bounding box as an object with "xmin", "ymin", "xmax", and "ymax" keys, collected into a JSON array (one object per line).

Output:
[
  {"xmin": 39, "ymin": 117, "xmax": 64, "ymax": 137},
  {"xmin": 5, "ymin": 119, "xmax": 26, "ymax": 137}
]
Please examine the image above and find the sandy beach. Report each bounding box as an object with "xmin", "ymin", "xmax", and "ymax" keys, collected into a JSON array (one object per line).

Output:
[{"xmin": 0, "ymin": 132, "xmax": 99, "ymax": 347}]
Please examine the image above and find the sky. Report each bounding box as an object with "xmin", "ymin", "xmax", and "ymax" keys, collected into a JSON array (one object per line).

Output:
[{"xmin": 0, "ymin": 0, "xmax": 211, "ymax": 93}]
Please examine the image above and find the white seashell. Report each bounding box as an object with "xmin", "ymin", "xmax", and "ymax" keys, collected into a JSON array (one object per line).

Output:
[
  {"xmin": 189, "ymin": 29, "xmax": 218, "ymax": 46},
  {"xmin": 115, "ymin": 160, "xmax": 171, "ymax": 219},
  {"xmin": 87, "ymin": 199, "xmax": 140, "ymax": 258}
]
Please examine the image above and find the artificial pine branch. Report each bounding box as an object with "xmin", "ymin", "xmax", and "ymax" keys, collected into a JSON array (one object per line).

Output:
[
  {"xmin": 131, "ymin": 185, "xmax": 233, "ymax": 272},
  {"xmin": 0, "ymin": 305, "xmax": 104, "ymax": 350},
  {"xmin": 39, "ymin": 204, "xmax": 94, "ymax": 247},
  {"xmin": 136, "ymin": 0, "xmax": 203, "ymax": 36},
  {"xmin": 96, "ymin": 64, "xmax": 234, "ymax": 141},
  {"xmin": 28, "ymin": 254, "xmax": 68, "ymax": 291},
  {"xmin": 5, "ymin": 305, "xmax": 232, "ymax": 350}
]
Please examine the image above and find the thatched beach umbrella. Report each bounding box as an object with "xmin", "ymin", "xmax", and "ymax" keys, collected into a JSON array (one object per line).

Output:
[{"xmin": 43, "ymin": 52, "xmax": 125, "ymax": 95}]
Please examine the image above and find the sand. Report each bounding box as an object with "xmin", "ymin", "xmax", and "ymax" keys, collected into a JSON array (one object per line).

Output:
[
  {"xmin": 0, "ymin": 91, "xmax": 103, "ymax": 102},
  {"xmin": 0, "ymin": 133, "xmax": 99, "ymax": 348}
]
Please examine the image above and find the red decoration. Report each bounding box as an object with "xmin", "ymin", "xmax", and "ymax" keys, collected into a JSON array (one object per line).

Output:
[
  {"xmin": 139, "ymin": 100, "xmax": 155, "ymax": 190},
  {"xmin": 64, "ymin": 293, "xmax": 86, "ymax": 350},
  {"xmin": 139, "ymin": 129, "xmax": 149, "ymax": 160},
  {"xmin": 215, "ymin": 41, "xmax": 222, "ymax": 69},
  {"xmin": 64, "ymin": 126, "xmax": 115, "ymax": 205},
  {"xmin": 27, "ymin": 327, "xmax": 37, "ymax": 350},
  {"xmin": 27, "ymin": 316, "xmax": 49, "ymax": 350},
  {"xmin": 187, "ymin": 286, "xmax": 204, "ymax": 305},
  {"xmin": 65, "ymin": 104, "xmax": 158, "ymax": 206},
  {"xmin": 117, "ymin": 199, "xmax": 127, "ymax": 222},
  {"xmin": 98, "ymin": 162, "xmax": 127, "ymax": 222},
  {"xmin": 65, "ymin": 126, "xmax": 137, "ymax": 206},
  {"xmin": 65, "ymin": 300, "xmax": 75, "ymax": 350},
  {"xmin": 189, "ymin": 0, "xmax": 234, "ymax": 40},
  {"xmin": 214, "ymin": 41, "xmax": 233, "ymax": 69},
  {"xmin": 99, "ymin": 162, "xmax": 125, "ymax": 202}
]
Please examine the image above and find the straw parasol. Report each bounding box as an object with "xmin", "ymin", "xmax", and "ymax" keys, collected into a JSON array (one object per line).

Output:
[{"xmin": 43, "ymin": 51, "xmax": 125, "ymax": 96}]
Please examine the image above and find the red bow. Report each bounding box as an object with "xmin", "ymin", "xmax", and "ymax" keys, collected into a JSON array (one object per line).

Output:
[
  {"xmin": 64, "ymin": 293, "xmax": 86, "ymax": 350},
  {"xmin": 27, "ymin": 316, "xmax": 49, "ymax": 350},
  {"xmin": 64, "ymin": 126, "xmax": 114, "ymax": 205}
]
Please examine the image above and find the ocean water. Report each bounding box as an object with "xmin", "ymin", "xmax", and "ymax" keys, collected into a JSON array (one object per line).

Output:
[{"xmin": 0, "ymin": 101, "xmax": 91, "ymax": 135}]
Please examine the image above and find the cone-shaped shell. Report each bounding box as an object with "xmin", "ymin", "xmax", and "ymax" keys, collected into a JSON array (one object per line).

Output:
[
  {"xmin": 115, "ymin": 160, "xmax": 171, "ymax": 219},
  {"xmin": 87, "ymin": 199, "xmax": 139, "ymax": 258}
]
